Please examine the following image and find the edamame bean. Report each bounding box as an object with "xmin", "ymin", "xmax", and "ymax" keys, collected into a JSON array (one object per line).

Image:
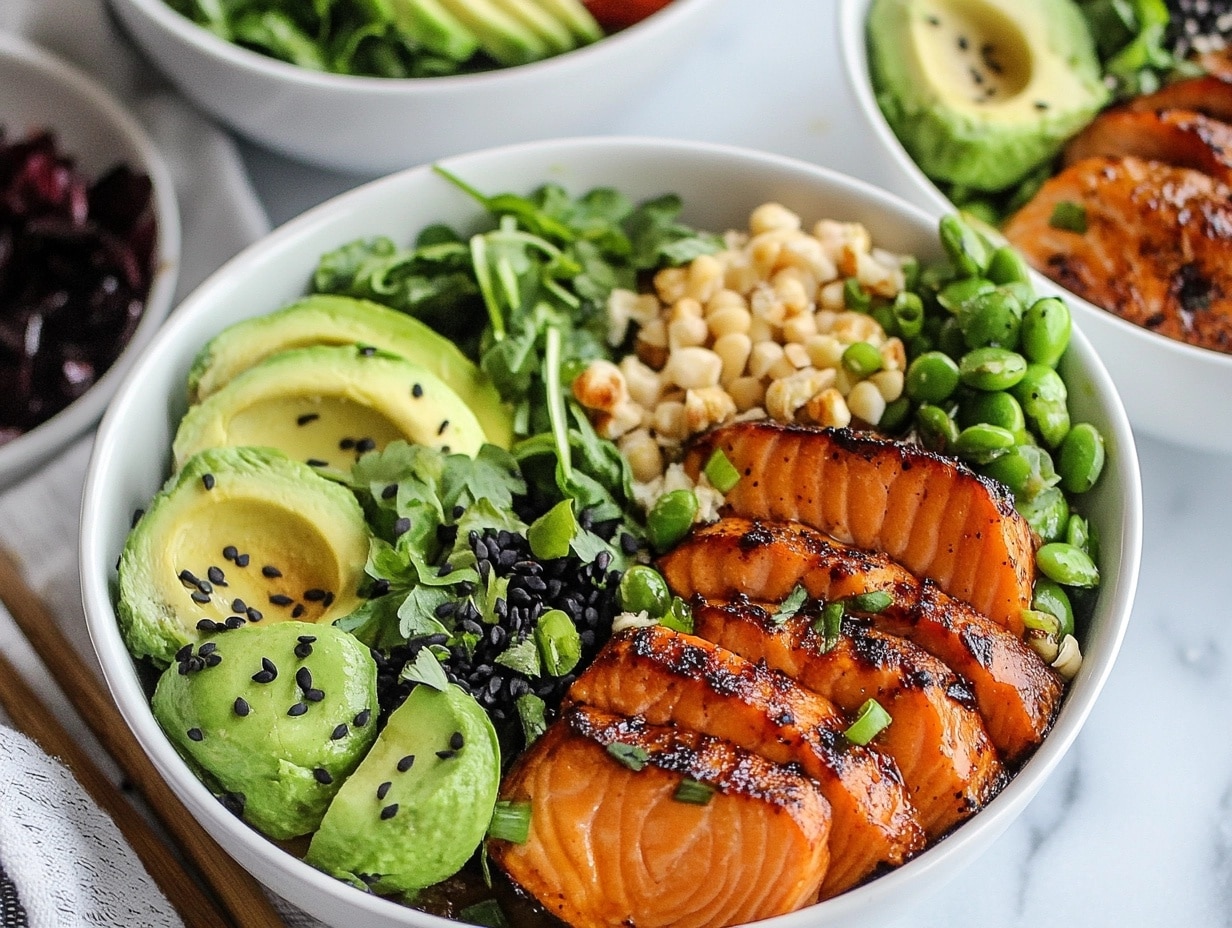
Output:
[
  {"xmin": 938, "ymin": 277, "xmax": 995, "ymax": 313},
  {"xmin": 953, "ymin": 423, "xmax": 1017, "ymax": 463},
  {"xmin": 982, "ymin": 444, "xmax": 1059, "ymax": 497},
  {"xmin": 986, "ymin": 245, "xmax": 1031, "ymax": 285},
  {"xmin": 958, "ymin": 347, "xmax": 1029, "ymax": 391},
  {"xmin": 959, "ymin": 390, "xmax": 1026, "ymax": 435},
  {"xmin": 958, "ymin": 288, "xmax": 1023, "ymax": 350},
  {"xmin": 1032, "ymin": 577, "xmax": 1075, "ymax": 638},
  {"xmin": 843, "ymin": 341, "xmax": 883, "ymax": 376},
  {"xmin": 1057, "ymin": 422, "xmax": 1105, "ymax": 493},
  {"xmin": 915, "ymin": 403, "xmax": 960, "ymax": 452},
  {"xmin": 905, "ymin": 351, "xmax": 961, "ymax": 404},
  {"xmin": 938, "ymin": 317, "xmax": 967, "ymax": 359},
  {"xmin": 872, "ymin": 304, "xmax": 898, "ymax": 338},
  {"xmin": 1020, "ymin": 297, "xmax": 1072, "ymax": 367},
  {"xmin": 1017, "ymin": 486, "xmax": 1069, "ymax": 542},
  {"xmin": 618, "ymin": 565, "xmax": 671, "ymax": 618},
  {"xmin": 879, "ymin": 396, "xmax": 913, "ymax": 433},
  {"xmin": 1036, "ymin": 541, "xmax": 1100, "ymax": 588},
  {"xmin": 1012, "ymin": 363, "xmax": 1071, "ymax": 447},
  {"xmin": 939, "ymin": 214, "xmax": 991, "ymax": 278},
  {"xmin": 647, "ymin": 489, "xmax": 698, "ymax": 552}
]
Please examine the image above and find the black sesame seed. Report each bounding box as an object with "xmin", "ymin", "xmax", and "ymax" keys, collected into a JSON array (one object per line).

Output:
[
  {"xmin": 261, "ymin": 657, "xmax": 278, "ymax": 676},
  {"xmin": 304, "ymin": 588, "xmax": 327, "ymax": 602},
  {"xmin": 287, "ymin": 702, "xmax": 308, "ymax": 717},
  {"xmin": 380, "ymin": 804, "xmax": 399, "ymax": 820},
  {"xmin": 252, "ymin": 670, "xmax": 275, "ymax": 684},
  {"xmin": 331, "ymin": 724, "xmax": 348, "ymax": 740},
  {"xmin": 202, "ymin": 473, "xmax": 215, "ymax": 491},
  {"xmin": 262, "ymin": 565, "xmax": 282, "ymax": 578},
  {"xmin": 297, "ymin": 412, "xmax": 320, "ymax": 426},
  {"xmin": 435, "ymin": 749, "xmax": 456, "ymax": 760},
  {"xmin": 224, "ymin": 616, "xmax": 246, "ymax": 629},
  {"xmin": 957, "ymin": 34, "xmax": 968, "ymax": 50},
  {"xmin": 296, "ymin": 667, "xmax": 313, "ymax": 691},
  {"xmin": 269, "ymin": 594, "xmax": 293, "ymax": 606},
  {"xmin": 196, "ymin": 619, "xmax": 219, "ymax": 632},
  {"xmin": 355, "ymin": 708, "xmax": 371, "ymax": 727},
  {"xmin": 204, "ymin": 653, "xmax": 222, "ymax": 667},
  {"xmin": 437, "ymin": 419, "xmax": 449, "ymax": 435},
  {"xmin": 339, "ymin": 437, "xmax": 356, "ymax": 450},
  {"xmin": 191, "ymin": 591, "xmax": 210, "ymax": 605},
  {"xmin": 298, "ymin": 635, "xmax": 318, "ymax": 643},
  {"xmin": 323, "ymin": 591, "xmax": 335, "ymax": 607},
  {"xmin": 356, "ymin": 437, "xmax": 376, "ymax": 453},
  {"xmin": 234, "ymin": 697, "xmax": 250, "ymax": 717},
  {"xmin": 294, "ymin": 642, "xmax": 314, "ymax": 659},
  {"xmin": 208, "ymin": 566, "xmax": 226, "ymax": 585},
  {"xmin": 187, "ymin": 728, "xmax": 204, "ymax": 742},
  {"xmin": 222, "ymin": 545, "xmax": 238, "ymax": 561},
  {"xmin": 196, "ymin": 579, "xmax": 213, "ymax": 594},
  {"xmin": 306, "ymin": 459, "xmax": 328, "ymax": 468},
  {"xmin": 230, "ymin": 598, "xmax": 246, "ymax": 613},
  {"xmin": 178, "ymin": 569, "xmax": 198, "ymax": 587},
  {"xmin": 291, "ymin": 603, "xmax": 305, "ymax": 618},
  {"xmin": 381, "ymin": 483, "xmax": 398, "ymax": 500},
  {"xmin": 246, "ymin": 607, "xmax": 263, "ymax": 622},
  {"xmin": 199, "ymin": 642, "xmax": 217, "ymax": 656},
  {"xmin": 235, "ymin": 554, "xmax": 250, "ymax": 567},
  {"xmin": 396, "ymin": 754, "xmax": 414, "ymax": 772},
  {"xmin": 313, "ymin": 767, "xmax": 333, "ymax": 785},
  {"xmin": 359, "ymin": 345, "xmax": 377, "ymax": 357},
  {"xmin": 449, "ymin": 731, "xmax": 464, "ymax": 750},
  {"xmin": 1035, "ymin": 100, "xmax": 1050, "ymax": 110},
  {"xmin": 377, "ymin": 781, "xmax": 392, "ymax": 800},
  {"xmin": 304, "ymin": 688, "xmax": 325, "ymax": 702},
  {"xmin": 411, "ymin": 383, "xmax": 423, "ymax": 398},
  {"xmin": 175, "ymin": 644, "xmax": 193, "ymax": 662},
  {"xmin": 393, "ymin": 517, "xmax": 411, "ymax": 538}
]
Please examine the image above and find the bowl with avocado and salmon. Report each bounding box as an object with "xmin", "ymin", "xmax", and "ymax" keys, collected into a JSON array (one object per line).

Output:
[
  {"xmin": 80, "ymin": 137, "xmax": 1141, "ymax": 928},
  {"xmin": 106, "ymin": 0, "xmax": 724, "ymax": 174},
  {"xmin": 839, "ymin": 0, "xmax": 1232, "ymax": 456}
]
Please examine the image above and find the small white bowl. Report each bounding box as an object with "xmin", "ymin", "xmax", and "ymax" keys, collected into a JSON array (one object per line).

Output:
[
  {"xmin": 81, "ymin": 137, "xmax": 1141, "ymax": 928},
  {"xmin": 0, "ymin": 33, "xmax": 179, "ymax": 490},
  {"xmin": 837, "ymin": 0, "xmax": 1232, "ymax": 456},
  {"xmin": 106, "ymin": 0, "xmax": 726, "ymax": 174}
]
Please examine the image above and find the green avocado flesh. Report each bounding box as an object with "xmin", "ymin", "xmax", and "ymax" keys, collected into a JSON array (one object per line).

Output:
[
  {"xmin": 868, "ymin": 0, "xmax": 1108, "ymax": 191},
  {"xmin": 152, "ymin": 621, "xmax": 379, "ymax": 840},
  {"xmin": 172, "ymin": 344, "xmax": 488, "ymax": 474},
  {"xmin": 305, "ymin": 683, "xmax": 500, "ymax": 895},
  {"xmin": 118, "ymin": 446, "xmax": 371, "ymax": 666},
  {"xmin": 186, "ymin": 295, "xmax": 513, "ymax": 448}
]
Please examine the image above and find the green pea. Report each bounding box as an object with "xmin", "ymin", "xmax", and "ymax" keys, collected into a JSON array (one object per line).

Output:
[
  {"xmin": 937, "ymin": 277, "xmax": 995, "ymax": 313},
  {"xmin": 953, "ymin": 423, "xmax": 1017, "ymax": 463},
  {"xmin": 1021, "ymin": 297, "xmax": 1072, "ymax": 367},
  {"xmin": 1017, "ymin": 486, "xmax": 1069, "ymax": 542},
  {"xmin": 892, "ymin": 290, "xmax": 925, "ymax": 338},
  {"xmin": 647, "ymin": 489, "xmax": 698, "ymax": 553},
  {"xmin": 938, "ymin": 317, "xmax": 967, "ymax": 359},
  {"xmin": 959, "ymin": 288, "xmax": 1023, "ymax": 350},
  {"xmin": 959, "ymin": 390, "xmax": 1026, "ymax": 435},
  {"xmin": 1057, "ymin": 422, "xmax": 1105, "ymax": 493},
  {"xmin": 843, "ymin": 341, "xmax": 883, "ymax": 376},
  {"xmin": 915, "ymin": 403, "xmax": 960, "ymax": 452},
  {"xmin": 939, "ymin": 214, "xmax": 991, "ymax": 278},
  {"xmin": 981, "ymin": 444, "xmax": 1059, "ymax": 497},
  {"xmin": 618, "ymin": 565, "xmax": 671, "ymax": 618},
  {"xmin": 905, "ymin": 351, "xmax": 960, "ymax": 404},
  {"xmin": 958, "ymin": 347, "xmax": 1029, "ymax": 391},
  {"xmin": 986, "ymin": 245, "xmax": 1031, "ymax": 285},
  {"xmin": 1032, "ymin": 578, "xmax": 1075, "ymax": 638},
  {"xmin": 1012, "ymin": 363, "xmax": 1071, "ymax": 447},
  {"xmin": 878, "ymin": 395, "xmax": 913, "ymax": 433},
  {"xmin": 1037, "ymin": 541, "xmax": 1100, "ymax": 588}
]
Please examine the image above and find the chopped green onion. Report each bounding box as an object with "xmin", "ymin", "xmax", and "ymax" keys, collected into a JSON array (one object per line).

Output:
[
  {"xmin": 658, "ymin": 596, "xmax": 694, "ymax": 634},
  {"xmin": 459, "ymin": 899, "xmax": 509, "ymax": 928},
  {"xmin": 844, "ymin": 698, "xmax": 892, "ymax": 746},
  {"xmin": 845, "ymin": 590, "xmax": 893, "ymax": 614},
  {"xmin": 773, "ymin": 584, "xmax": 809, "ymax": 624},
  {"xmin": 813, "ymin": 601, "xmax": 845, "ymax": 652},
  {"xmin": 543, "ymin": 325, "xmax": 571, "ymax": 480},
  {"xmin": 606, "ymin": 742, "xmax": 650, "ymax": 771},
  {"xmin": 673, "ymin": 778, "xmax": 716, "ymax": 805},
  {"xmin": 516, "ymin": 693, "xmax": 548, "ymax": 746},
  {"xmin": 488, "ymin": 800, "xmax": 531, "ymax": 844},
  {"xmin": 535, "ymin": 608, "xmax": 582, "ymax": 676},
  {"xmin": 527, "ymin": 498, "xmax": 576, "ymax": 560},
  {"xmin": 1048, "ymin": 201, "xmax": 1087, "ymax": 234},
  {"xmin": 843, "ymin": 276, "xmax": 871, "ymax": 311},
  {"xmin": 703, "ymin": 448, "xmax": 741, "ymax": 493}
]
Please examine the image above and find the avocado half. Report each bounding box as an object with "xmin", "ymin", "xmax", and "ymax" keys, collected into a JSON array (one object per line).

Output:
[
  {"xmin": 152, "ymin": 620, "xmax": 379, "ymax": 839},
  {"xmin": 117, "ymin": 446, "xmax": 372, "ymax": 666},
  {"xmin": 173, "ymin": 344, "xmax": 488, "ymax": 474},
  {"xmin": 867, "ymin": 0, "xmax": 1109, "ymax": 191},
  {"xmin": 187, "ymin": 295, "xmax": 513, "ymax": 448}
]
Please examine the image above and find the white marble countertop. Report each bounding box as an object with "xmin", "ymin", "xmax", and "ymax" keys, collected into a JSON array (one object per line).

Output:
[{"xmin": 233, "ymin": 1, "xmax": 1232, "ymax": 925}]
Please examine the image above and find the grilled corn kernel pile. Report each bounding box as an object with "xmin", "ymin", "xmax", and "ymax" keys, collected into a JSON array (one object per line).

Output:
[{"xmin": 573, "ymin": 202, "xmax": 910, "ymax": 483}]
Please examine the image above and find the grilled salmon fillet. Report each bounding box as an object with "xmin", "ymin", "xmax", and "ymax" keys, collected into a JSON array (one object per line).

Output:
[
  {"xmin": 492, "ymin": 705, "xmax": 832, "ymax": 928},
  {"xmin": 684, "ymin": 421, "xmax": 1036, "ymax": 633},
  {"xmin": 1062, "ymin": 109, "xmax": 1232, "ymax": 185},
  {"xmin": 1125, "ymin": 74, "xmax": 1232, "ymax": 122},
  {"xmin": 691, "ymin": 598, "xmax": 1006, "ymax": 838},
  {"xmin": 660, "ymin": 518, "xmax": 1062, "ymax": 762},
  {"xmin": 1003, "ymin": 155, "xmax": 1232, "ymax": 354},
  {"xmin": 567, "ymin": 625, "xmax": 926, "ymax": 896}
]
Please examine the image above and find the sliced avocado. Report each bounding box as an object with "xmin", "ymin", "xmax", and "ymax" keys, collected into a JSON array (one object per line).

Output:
[
  {"xmin": 186, "ymin": 295, "xmax": 513, "ymax": 448},
  {"xmin": 390, "ymin": 0, "xmax": 481, "ymax": 61},
  {"xmin": 867, "ymin": 0, "xmax": 1109, "ymax": 191},
  {"xmin": 488, "ymin": 0, "xmax": 576, "ymax": 54},
  {"xmin": 305, "ymin": 683, "xmax": 500, "ymax": 894},
  {"xmin": 152, "ymin": 620, "xmax": 379, "ymax": 840},
  {"xmin": 118, "ymin": 447, "xmax": 371, "ymax": 667},
  {"xmin": 534, "ymin": 0, "xmax": 603, "ymax": 43},
  {"xmin": 173, "ymin": 344, "xmax": 488, "ymax": 474},
  {"xmin": 435, "ymin": 0, "xmax": 548, "ymax": 65}
]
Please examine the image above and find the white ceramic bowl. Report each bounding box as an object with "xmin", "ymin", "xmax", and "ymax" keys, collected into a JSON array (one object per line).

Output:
[
  {"xmin": 106, "ymin": 0, "xmax": 726, "ymax": 174},
  {"xmin": 81, "ymin": 137, "xmax": 1142, "ymax": 928},
  {"xmin": 837, "ymin": 0, "xmax": 1232, "ymax": 456},
  {"xmin": 0, "ymin": 33, "xmax": 179, "ymax": 490}
]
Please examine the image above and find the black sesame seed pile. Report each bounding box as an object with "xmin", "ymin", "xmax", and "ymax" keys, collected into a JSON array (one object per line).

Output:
[{"xmin": 1167, "ymin": 0, "xmax": 1232, "ymax": 56}]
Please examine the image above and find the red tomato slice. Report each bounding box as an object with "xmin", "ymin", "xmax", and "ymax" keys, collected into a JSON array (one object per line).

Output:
[{"xmin": 584, "ymin": 0, "xmax": 675, "ymax": 31}]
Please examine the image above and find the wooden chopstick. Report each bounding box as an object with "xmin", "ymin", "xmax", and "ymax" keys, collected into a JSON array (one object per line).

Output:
[
  {"xmin": 0, "ymin": 647, "xmax": 231, "ymax": 928},
  {"xmin": 0, "ymin": 546, "xmax": 286, "ymax": 928}
]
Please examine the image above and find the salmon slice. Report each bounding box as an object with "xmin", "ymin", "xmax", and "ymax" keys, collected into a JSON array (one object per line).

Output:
[
  {"xmin": 1124, "ymin": 74, "xmax": 1232, "ymax": 122},
  {"xmin": 1062, "ymin": 109, "xmax": 1232, "ymax": 186},
  {"xmin": 492, "ymin": 705, "xmax": 831, "ymax": 928},
  {"xmin": 1003, "ymin": 155, "xmax": 1232, "ymax": 354},
  {"xmin": 684, "ymin": 421, "xmax": 1035, "ymax": 633},
  {"xmin": 567, "ymin": 625, "xmax": 926, "ymax": 896},
  {"xmin": 660, "ymin": 518, "xmax": 1061, "ymax": 763},
  {"xmin": 691, "ymin": 598, "xmax": 1006, "ymax": 838}
]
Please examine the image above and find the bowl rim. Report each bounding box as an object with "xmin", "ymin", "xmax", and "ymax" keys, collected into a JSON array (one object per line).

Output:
[
  {"xmin": 834, "ymin": 0, "xmax": 1232, "ymax": 373},
  {"xmin": 111, "ymin": 0, "xmax": 723, "ymax": 93},
  {"xmin": 80, "ymin": 135, "xmax": 1142, "ymax": 927},
  {"xmin": 0, "ymin": 31, "xmax": 181, "ymax": 482}
]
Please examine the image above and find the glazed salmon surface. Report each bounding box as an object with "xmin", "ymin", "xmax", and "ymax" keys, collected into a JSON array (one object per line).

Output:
[
  {"xmin": 492, "ymin": 706, "xmax": 831, "ymax": 928},
  {"xmin": 661, "ymin": 518, "xmax": 1062, "ymax": 763},
  {"xmin": 567, "ymin": 625, "xmax": 925, "ymax": 896},
  {"xmin": 1004, "ymin": 155, "xmax": 1232, "ymax": 354},
  {"xmin": 1125, "ymin": 74, "xmax": 1232, "ymax": 122},
  {"xmin": 684, "ymin": 421, "xmax": 1036, "ymax": 633},
  {"xmin": 691, "ymin": 598, "xmax": 1006, "ymax": 838},
  {"xmin": 1062, "ymin": 109, "xmax": 1232, "ymax": 186}
]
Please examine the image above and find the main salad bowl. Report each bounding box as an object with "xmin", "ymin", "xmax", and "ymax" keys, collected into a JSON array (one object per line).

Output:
[
  {"xmin": 81, "ymin": 137, "xmax": 1142, "ymax": 928},
  {"xmin": 837, "ymin": 0, "xmax": 1232, "ymax": 457}
]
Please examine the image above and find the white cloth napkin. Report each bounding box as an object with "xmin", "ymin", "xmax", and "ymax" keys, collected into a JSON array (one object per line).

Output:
[{"xmin": 0, "ymin": 3, "xmax": 336, "ymax": 926}]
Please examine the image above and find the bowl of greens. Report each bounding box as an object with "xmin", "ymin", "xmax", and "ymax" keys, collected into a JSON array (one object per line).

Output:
[
  {"xmin": 81, "ymin": 136, "xmax": 1141, "ymax": 928},
  {"xmin": 106, "ymin": 0, "xmax": 724, "ymax": 174},
  {"xmin": 838, "ymin": 0, "xmax": 1232, "ymax": 455}
]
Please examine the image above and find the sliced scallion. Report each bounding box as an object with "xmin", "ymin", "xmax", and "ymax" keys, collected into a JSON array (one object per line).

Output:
[
  {"xmin": 813, "ymin": 601, "xmax": 844, "ymax": 652},
  {"xmin": 844, "ymin": 698, "xmax": 891, "ymax": 745},
  {"xmin": 488, "ymin": 800, "xmax": 531, "ymax": 844},
  {"xmin": 673, "ymin": 778, "xmax": 716, "ymax": 805},
  {"xmin": 606, "ymin": 742, "xmax": 650, "ymax": 771},
  {"xmin": 702, "ymin": 448, "xmax": 741, "ymax": 493}
]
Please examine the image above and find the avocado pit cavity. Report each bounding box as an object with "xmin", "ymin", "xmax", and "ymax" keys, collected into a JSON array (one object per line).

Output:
[{"xmin": 917, "ymin": 0, "xmax": 1031, "ymax": 105}]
